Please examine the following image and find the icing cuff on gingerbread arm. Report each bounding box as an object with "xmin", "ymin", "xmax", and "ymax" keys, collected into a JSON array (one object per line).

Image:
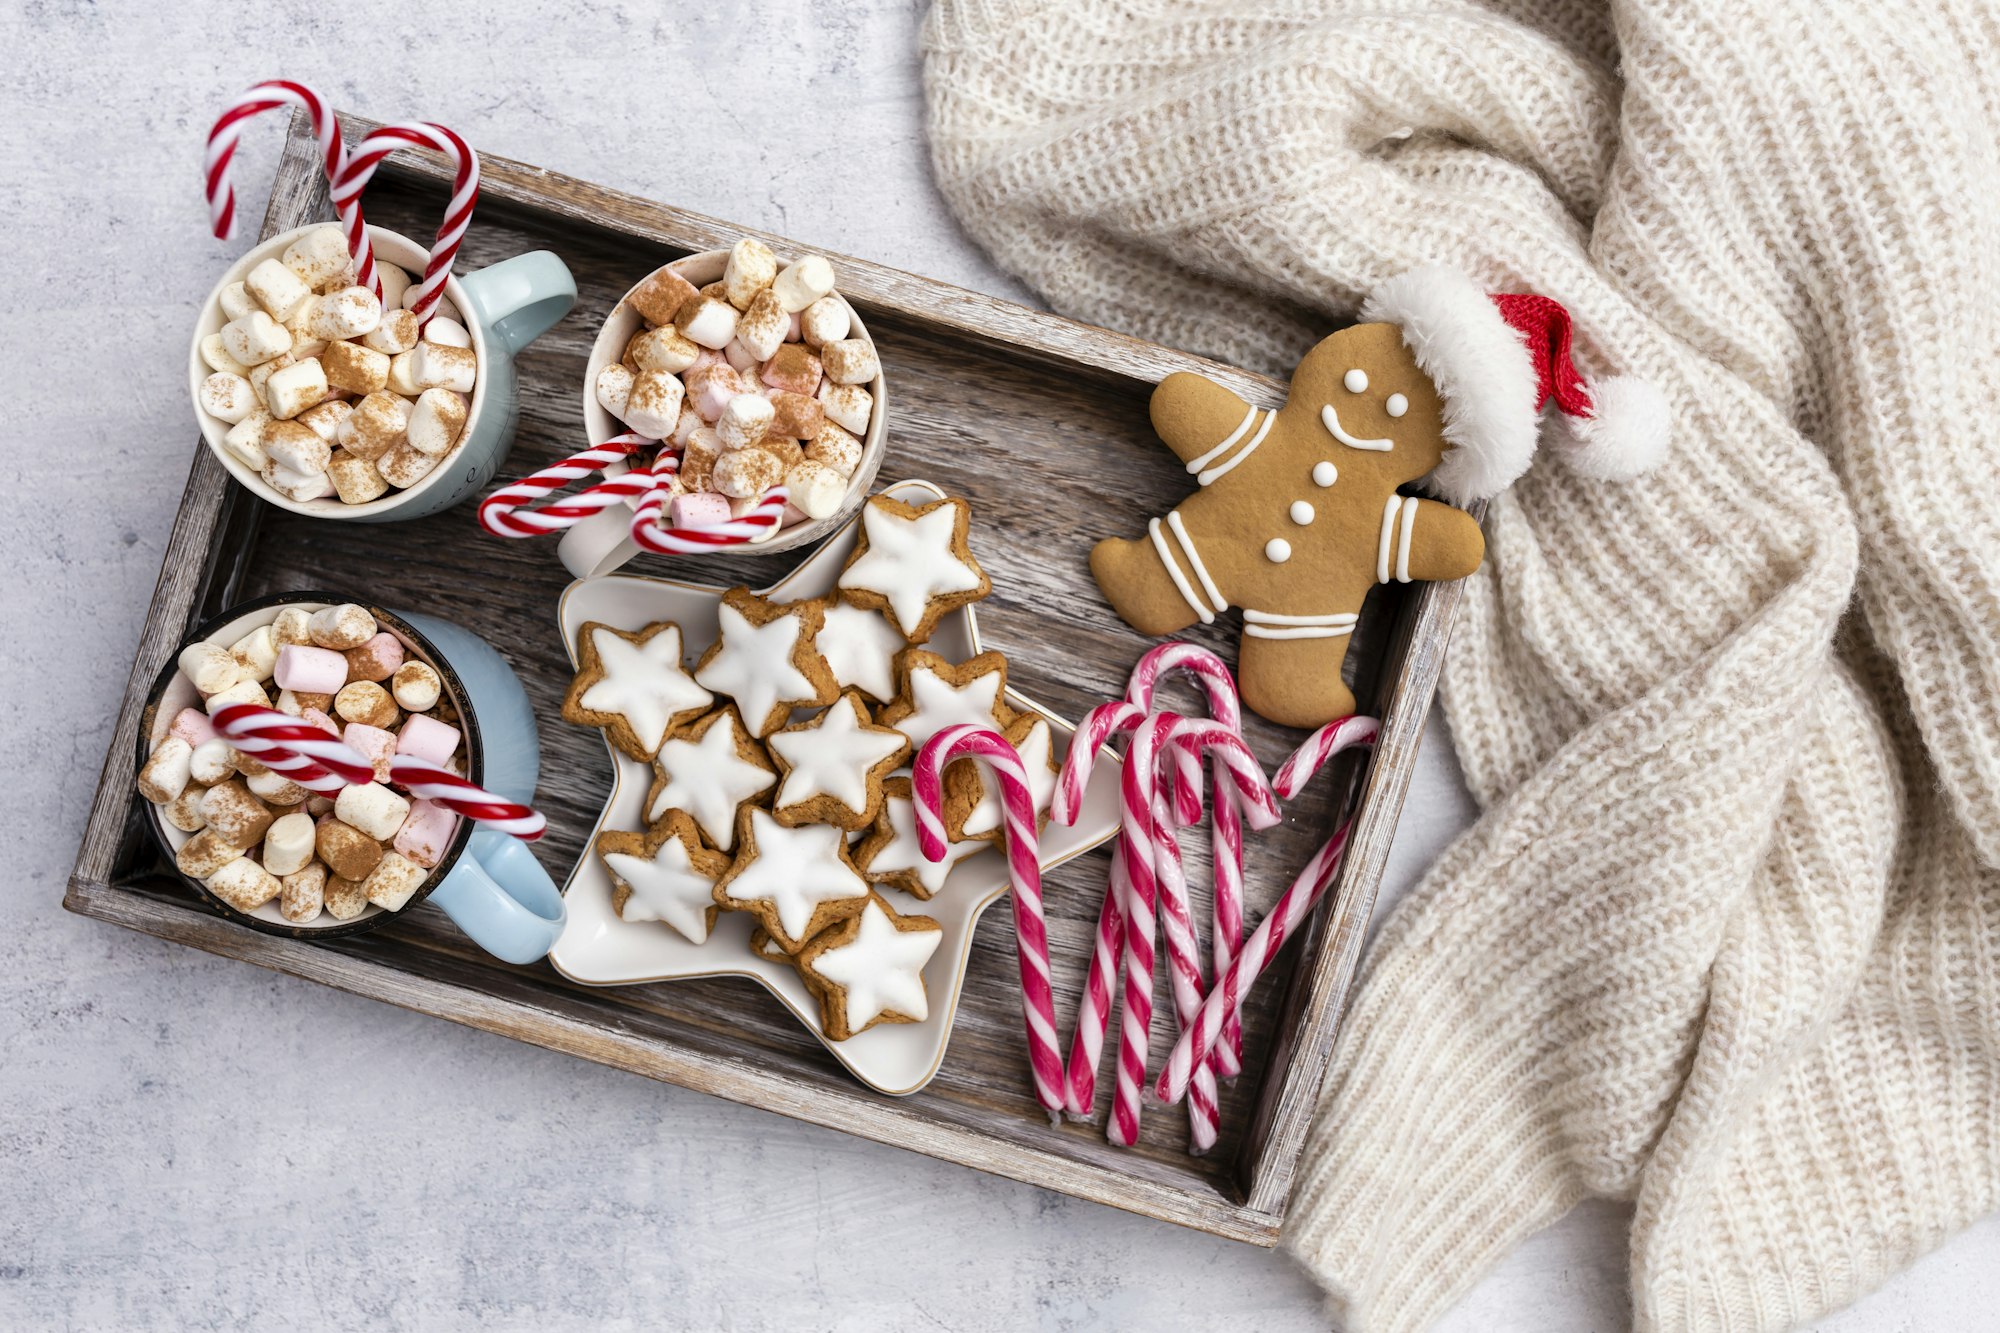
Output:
[
  {"xmin": 1149, "ymin": 372, "xmax": 1273, "ymax": 482},
  {"xmin": 1374, "ymin": 495, "xmax": 1486, "ymax": 585}
]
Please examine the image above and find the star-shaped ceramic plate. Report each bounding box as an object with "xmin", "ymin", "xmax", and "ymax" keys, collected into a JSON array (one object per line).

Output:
[{"xmin": 549, "ymin": 479, "xmax": 1123, "ymax": 1096}]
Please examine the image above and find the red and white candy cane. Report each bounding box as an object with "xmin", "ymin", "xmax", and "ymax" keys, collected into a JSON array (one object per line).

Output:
[
  {"xmin": 912, "ymin": 725, "xmax": 1065, "ymax": 1121},
  {"xmin": 629, "ymin": 482, "xmax": 789, "ymax": 555},
  {"xmin": 330, "ymin": 121, "xmax": 480, "ymax": 321},
  {"xmin": 204, "ymin": 80, "xmax": 350, "ymax": 243},
  {"xmin": 1105, "ymin": 712, "xmax": 1182, "ymax": 1146},
  {"xmin": 389, "ymin": 756, "xmax": 546, "ymax": 842},
  {"xmin": 1274, "ymin": 715, "xmax": 1384, "ymax": 799},
  {"xmin": 478, "ymin": 435, "xmax": 670, "ymax": 537},
  {"xmin": 210, "ymin": 704, "xmax": 375, "ymax": 794}
]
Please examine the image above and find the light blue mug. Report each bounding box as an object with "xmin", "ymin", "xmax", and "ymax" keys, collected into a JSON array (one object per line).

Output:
[
  {"xmin": 188, "ymin": 223, "xmax": 577, "ymax": 522},
  {"xmin": 141, "ymin": 592, "xmax": 566, "ymax": 964}
]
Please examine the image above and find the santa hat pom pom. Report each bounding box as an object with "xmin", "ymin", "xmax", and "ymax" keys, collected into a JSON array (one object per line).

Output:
[{"xmin": 1549, "ymin": 375, "xmax": 1671, "ymax": 481}]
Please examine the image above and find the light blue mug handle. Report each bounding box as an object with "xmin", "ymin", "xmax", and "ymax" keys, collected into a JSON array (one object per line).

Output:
[
  {"xmin": 457, "ymin": 250, "xmax": 577, "ymax": 358},
  {"xmin": 427, "ymin": 829, "xmax": 567, "ymax": 965}
]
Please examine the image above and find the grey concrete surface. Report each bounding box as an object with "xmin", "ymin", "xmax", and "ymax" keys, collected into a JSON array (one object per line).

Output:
[{"xmin": 4, "ymin": 2, "xmax": 1995, "ymax": 1329}]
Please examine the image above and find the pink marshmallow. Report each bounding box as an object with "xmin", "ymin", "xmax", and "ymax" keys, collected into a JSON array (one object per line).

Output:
[
  {"xmin": 274, "ymin": 643, "xmax": 349, "ymax": 694},
  {"xmin": 669, "ymin": 492, "xmax": 731, "ymax": 529},
  {"xmin": 343, "ymin": 722, "xmax": 397, "ymax": 781},
  {"xmin": 393, "ymin": 798, "xmax": 460, "ymax": 868},
  {"xmin": 169, "ymin": 708, "xmax": 217, "ymax": 747},
  {"xmin": 302, "ymin": 707, "xmax": 341, "ymax": 736},
  {"xmin": 396, "ymin": 712, "xmax": 461, "ymax": 765},
  {"xmin": 687, "ymin": 347, "xmax": 725, "ymax": 375},
  {"xmin": 785, "ymin": 312, "xmax": 802, "ymax": 342},
  {"xmin": 686, "ymin": 365, "xmax": 745, "ymax": 423},
  {"xmin": 344, "ymin": 632, "xmax": 405, "ymax": 683}
]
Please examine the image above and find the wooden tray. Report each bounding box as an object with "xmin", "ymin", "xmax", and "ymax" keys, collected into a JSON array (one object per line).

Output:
[{"xmin": 65, "ymin": 110, "xmax": 1470, "ymax": 1245}]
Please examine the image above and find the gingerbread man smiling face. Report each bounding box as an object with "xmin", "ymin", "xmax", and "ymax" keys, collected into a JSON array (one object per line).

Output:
[{"xmin": 1091, "ymin": 267, "xmax": 1668, "ymax": 728}]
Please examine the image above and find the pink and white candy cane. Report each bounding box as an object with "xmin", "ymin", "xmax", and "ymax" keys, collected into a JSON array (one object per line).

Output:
[
  {"xmin": 912, "ymin": 725, "xmax": 1065, "ymax": 1121},
  {"xmin": 205, "ymin": 80, "xmax": 351, "ymax": 243},
  {"xmin": 478, "ymin": 435, "xmax": 671, "ymax": 538},
  {"xmin": 330, "ymin": 122, "xmax": 480, "ymax": 321},
  {"xmin": 1104, "ymin": 712, "xmax": 1182, "ymax": 1147},
  {"xmin": 1155, "ymin": 716, "xmax": 1381, "ymax": 1105},
  {"xmin": 628, "ymin": 482, "xmax": 789, "ymax": 555},
  {"xmin": 210, "ymin": 704, "xmax": 375, "ymax": 795},
  {"xmin": 389, "ymin": 756, "xmax": 546, "ymax": 842}
]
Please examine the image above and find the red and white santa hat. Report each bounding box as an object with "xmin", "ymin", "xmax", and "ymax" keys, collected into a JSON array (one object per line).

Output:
[{"xmin": 1359, "ymin": 266, "xmax": 1669, "ymax": 506}]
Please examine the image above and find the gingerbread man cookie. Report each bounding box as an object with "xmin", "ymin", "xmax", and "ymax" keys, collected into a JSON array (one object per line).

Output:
[{"xmin": 1090, "ymin": 268, "xmax": 1666, "ymax": 727}]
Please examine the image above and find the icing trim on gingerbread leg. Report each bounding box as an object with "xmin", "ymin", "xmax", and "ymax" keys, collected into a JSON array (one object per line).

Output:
[
  {"xmin": 1194, "ymin": 410, "xmax": 1276, "ymax": 486},
  {"xmin": 1242, "ymin": 609, "xmax": 1357, "ymax": 640}
]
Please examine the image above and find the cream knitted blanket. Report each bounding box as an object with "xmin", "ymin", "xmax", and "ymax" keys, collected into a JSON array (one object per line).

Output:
[{"xmin": 921, "ymin": 1, "xmax": 2000, "ymax": 1329}]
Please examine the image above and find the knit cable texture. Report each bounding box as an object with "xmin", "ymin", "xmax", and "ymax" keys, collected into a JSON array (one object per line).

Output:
[{"xmin": 921, "ymin": 1, "xmax": 2000, "ymax": 1329}]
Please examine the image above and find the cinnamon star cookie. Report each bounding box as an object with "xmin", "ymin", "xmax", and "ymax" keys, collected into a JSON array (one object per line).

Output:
[
  {"xmin": 693, "ymin": 589, "xmax": 838, "ymax": 737},
  {"xmin": 836, "ymin": 494, "xmax": 990, "ymax": 642},
  {"xmin": 597, "ymin": 811, "xmax": 731, "ymax": 945},
  {"xmin": 798, "ymin": 893, "xmax": 944, "ymax": 1041},
  {"xmin": 563, "ymin": 620, "xmax": 714, "ymax": 760}
]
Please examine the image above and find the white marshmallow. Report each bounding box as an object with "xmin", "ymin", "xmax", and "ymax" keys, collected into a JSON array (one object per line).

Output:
[
  {"xmin": 306, "ymin": 285, "xmax": 383, "ymax": 341},
  {"xmin": 282, "ymin": 226, "xmax": 352, "ymax": 292},
  {"xmin": 246, "ymin": 768, "xmax": 309, "ymax": 806},
  {"xmin": 363, "ymin": 308, "xmax": 419, "ymax": 356},
  {"xmin": 362, "ymin": 851, "xmax": 429, "ymax": 912},
  {"xmin": 272, "ymin": 607, "xmax": 313, "ymax": 647},
  {"xmin": 817, "ymin": 382, "xmax": 873, "ymax": 434},
  {"xmin": 628, "ymin": 325, "xmax": 699, "ymax": 375},
  {"xmin": 821, "ymin": 338, "xmax": 880, "ymax": 385},
  {"xmin": 376, "ymin": 262, "xmax": 412, "ymax": 312},
  {"xmin": 321, "ymin": 340, "xmax": 389, "ymax": 395},
  {"xmin": 199, "ymin": 373, "xmax": 259, "ymax": 424},
  {"xmin": 422, "ymin": 316, "xmax": 471, "ymax": 347},
  {"xmin": 222, "ymin": 412, "xmax": 272, "ymax": 470},
  {"xmin": 390, "ymin": 661, "xmax": 442, "ymax": 712},
  {"xmin": 623, "ymin": 370, "xmax": 686, "ymax": 437},
  {"xmin": 336, "ymin": 781, "xmax": 411, "ymax": 840},
  {"xmin": 220, "ymin": 311, "xmax": 292, "ymax": 367},
  {"xmin": 137, "ymin": 736, "xmax": 193, "ymax": 804},
  {"xmin": 264, "ymin": 461, "xmax": 334, "ymax": 503},
  {"xmin": 328, "ymin": 451, "xmax": 390, "ymax": 504},
  {"xmin": 409, "ymin": 342, "xmax": 477, "ymax": 393},
  {"xmin": 723, "ymin": 237, "xmax": 778, "ymax": 308},
  {"xmin": 204, "ymin": 677, "xmax": 271, "ymax": 714},
  {"xmin": 717, "ymin": 393, "xmax": 776, "ymax": 451},
  {"xmin": 723, "ymin": 338, "xmax": 757, "ymax": 373},
  {"xmin": 736, "ymin": 289, "xmax": 788, "ymax": 362},
  {"xmin": 200, "ymin": 334, "xmax": 250, "ymax": 378},
  {"xmin": 800, "ymin": 296, "xmax": 851, "ymax": 347},
  {"xmin": 679, "ymin": 295, "xmax": 739, "ymax": 350},
  {"xmin": 296, "ymin": 399, "xmax": 353, "ymax": 443},
  {"xmin": 402, "ymin": 286, "xmax": 459, "ymax": 325},
  {"xmin": 261, "ymin": 811, "xmax": 317, "ymax": 876},
  {"xmin": 376, "ymin": 442, "xmax": 439, "ymax": 489},
  {"xmin": 595, "ymin": 363, "xmax": 633, "ymax": 421},
  {"xmin": 189, "ymin": 737, "xmax": 234, "ymax": 786},
  {"xmin": 245, "ymin": 257, "xmax": 313, "ymax": 322},
  {"xmin": 406, "ymin": 389, "xmax": 468, "ymax": 456},
  {"xmin": 179, "ymin": 641, "xmax": 249, "ymax": 695},
  {"xmin": 784, "ymin": 459, "xmax": 850, "ymax": 519},
  {"xmin": 771, "ymin": 255, "xmax": 835, "ymax": 313},
  {"xmin": 385, "ymin": 350, "xmax": 422, "ymax": 397},
  {"xmin": 218, "ymin": 281, "xmax": 258, "ymax": 322},
  {"xmin": 207, "ymin": 858, "xmax": 282, "ymax": 912},
  {"xmin": 671, "ymin": 404, "xmax": 704, "ymax": 447},
  {"xmin": 246, "ymin": 352, "xmax": 293, "ymax": 395},
  {"xmin": 230, "ymin": 625, "xmax": 280, "ymax": 682},
  {"xmin": 282, "ymin": 296, "xmax": 328, "ymax": 362},
  {"xmin": 263, "ymin": 358, "xmax": 329, "ymax": 420}
]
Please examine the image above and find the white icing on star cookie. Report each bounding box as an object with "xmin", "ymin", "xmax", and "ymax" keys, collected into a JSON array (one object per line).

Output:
[
  {"xmin": 837, "ymin": 496, "xmax": 987, "ymax": 640},
  {"xmin": 603, "ymin": 828, "xmax": 724, "ymax": 945},
  {"xmin": 647, "ymin": 706, "xmax": 776, "ymax": 851},
  {"xmin": 694, "ymin": 595, "xmax": 831, "ymax": 737},
  {"xmin": 816, "ymin": 598, "xmax": 907, "ymax": 702},
  {"xmin": 882, "ymin": 652, "xmax": 1008, "ymax": 754},
  {"xmin": 566, "ymin": 621, "xmax": 713, "ymax": 759},
  {"xmin": 804, "ymin": 896, "xmax": 943, "ymax": 1038},
  {"xmin": 768, "ymin": 693, "xmax": 907, "ymax": 826},
  {"xmin": 956, "ymin": 716, "xmax": 1058, "ymax": 840},
  {"xmin": 859, "ymin": 781, "xmax": 989, "ymax": 898},
  {"xmin": 718, "ymin": 807, "xmax": 870, "ymax": 949}
]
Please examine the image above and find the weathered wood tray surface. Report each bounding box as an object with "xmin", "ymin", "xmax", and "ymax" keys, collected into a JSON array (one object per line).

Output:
[{"xmin": 65, "ymin": 111, "xmax": 1469, "ymax": 1244}]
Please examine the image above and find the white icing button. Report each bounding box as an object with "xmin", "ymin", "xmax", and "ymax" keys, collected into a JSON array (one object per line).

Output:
[
  {"xmin": 1265, "ymin": 538, "xmax": 1292, "ymax": 564},
  {"xmin": 1386, "ymin": 393, "xmax": 1408, "ymax": 418},
  {"xmin": 1343, "ymin": 369, "xmax": 1368, "ymax": 393},
  {"xmin": 1312, "ymin": 461, "xmax": 1337, "ymax": 487},
  {"xmin": 1289, "ymin": 500, "xmax": 1315, "ymax": 525}
]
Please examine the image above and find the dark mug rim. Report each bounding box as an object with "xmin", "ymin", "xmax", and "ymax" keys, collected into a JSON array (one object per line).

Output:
[{"xmin": 137, "ymin": 590, "xmax": 484, "ymax": 940}]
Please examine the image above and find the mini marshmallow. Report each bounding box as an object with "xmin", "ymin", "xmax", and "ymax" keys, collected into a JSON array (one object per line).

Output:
[
  {"xmin": 733, "ymin": 493, "xmax": 784, "ymax": 543},
  {"xmin": 207, "ymin": 856, "xmax": 281, "ymax": 911},
  {"xmin": 679, "ymin": 295, "xmax": 739, "ymax": 350},
  {"xmin": 335, "ymin": 680, "xmax": 399, "ymax": 729},
  {"xmin": 245, "ymin": 257, "xmax": 313, "ymax": 322},
  {"xmin": 628, "ymin": 327, "xmax": 700, "ymax": 375},
  {"xmin": 327, "ymin": 452, "xmax": 389, "ymax": 505},
  {"xmin": 800, "ymin": 296, "xmax": 851, "ymax": 347},
  {"xmin": 687, "ymin": 347, "xmax": 726, "ymax": 376},
  {"xmin": 227, "ymin": 746, "xmax": 268, "ymax": 778},
  {"xmin": 723, "ymin": 338, "xmax": 758, "ymax": 374},
  {"xmin": 784, "ymin": 459, "xmax": 849, "ymax": 520},
  {"xmin": 716, "ymin": 393, "xmax": 776, "ymax": 451},
  {"xmin": 321, "ymin": 340, "xmax": 389, "ymax": 396},
  {"xmin": 324, "ymin": 874, "xmax": 370, "ymax": 920},
  {"xmin": 282, "ymin": 227, "xmax": 352, "ymax": 291},
  {"xmin": 723, "ymin": 238, "xmax": 778, "ymax": 308},
  {"xmin": 736, "ymin": 288, "xmax": 788, "ymax": 362},
  {"xmin": 218, "ymin": 281, "xmax": 258, "ymax": 322},
  {"xmin": 177, "ymin": 828, "xmax": 245, "ymax": 880},
  {"xmin": 200, "ymin": 677, "xmax": 267, "ymax": 718},
  {"xmin": 343, "ymin": 722, "xmax": 398, "ymax": 781},
  {"xmin": 179, "ymin": 641, "xmax": 248, "ymax": 696},
  {"xmin": 361, "ymin": 851, "xmax": 429, "ymax": 912},
  {"xmin": 629, "ymin": 266, "xmax": 700, "ymax": 326},
  {"xmin": 669, "ymin": 491, "xmax": 730, "ymax": 528},
  {"xmin": 297, "ymin": 399, "xmax": 353, "ymax": 443},
  {"xmin": 623, "ymin": 370, "xmax": 686, "ymax": 438},
  {"xmin": 403, "ymin": 287, "xmax": 461, "ymax": 325},
  {"xmin": 671, "ymin": 404, "xmax": 704, "ymax": 447},
  {"xmin": 202, "ymin": 779, "xmax": 274, "ymax": 848},
  {"xmin": 169, "ymin": 708, "xmax": 218, "ymax": 747},
  {"xmin": 138, "ymin": 736, "xmax": 193, "ymax": 804},
  {"xmin": 394, "ymin": 799, "xmax": 459, "ymax": 868},
  {"xmin": 390, "ymin": 661, "xmax": 442, "ymax": 712},
  {"xmin": 220, "ymin": 310, "xmax": 292, "ymax": 367},
  {"xmin": 396, "ymin": 712, "xmax": 461, "ymax": 766},
  {"xmin": 762, "ymin": 344, "xmax": 823, "ymax": 397},
  {"xmin": 406, "ymin": 388, "xmax": 468, "ymax": 457},
  {"xmin": 245, "ymin": 768, "xmax": 309, "ymax": 806},
  {"xmin": 806, "ymin": 420, "xmax": 864, "ymax": 475},
  {"xmin": 230, "ymin": 626, "xmax": 280, "ymax": 682},
  {"xmin": 337, "ymin": 781, "xmax": 411, "ymax": 842},
  {"xmin": 188, "ymin": 737, "xmax": 233, "ymax": 786},
  {"xmin": 162, "ymin": 785, "xmax": 209, "ymax": 833},
  {"xmin": 306, "ymin": 795, "xmax": 333, "ymax": 816},
  {"xmin": 766, "ymin": 390, "xmax": 823, "ymax": 440},
  {"xmin": 821, "ymin": 338, "xmax": 879, "ymax": 385},
  {"xmin": 409, "ymin": 342, "xmax": 477, "ymax": 393},
  {"xmin": 595, "ymin": 363, "xmax": 633, "ymax": 420},
  {"xmin": 300, "ymin": 707, "xmax": 341, "ymax": 736},
  {"xmin": 274, "ymin": 643, "xmax": 349, "ymax": 694},
  {"xmin": 262, "ymin": 811, "xmax": 317, "ymax": 876},
  {"xmin": 264, "ymin": 357, "xmax": 329, "ymax": 420},
  {"xmin": 262, "ymin": 420, "xmax": 331, "ymax": 475},
  {"xmin": 757, "ymin": 435, "xmax": 804, "ymax": 472},
  {"xmin": 317, "ymin": 817, "xmax": 384, "ymax": 882},
  {"xmin": 385, "ymin": 350, "xmax": 422, "ymax": 397},
  {"xmin": 222, "ymin": 412, "xmax": 272, "ymax": 469},
  {"xmin": 272, "ymin": 607, "xmax": 313, "ymax": 647},
  {"xmin": 282, "ymin": 293, "xmax": 328, "ymax": 355},
  {"xmin": 680, "ymin": 428, "xmax": 722, "ymax": 491},
  {"xmin": 376, "ymin": 261, "xmax": 411, "ymax": 312},
  {"xmin": 264, "ymin": 459, "xmax": 332, "ymax": 504},
  {"xmin": 376, "ymin": 442, "xmax": 439, "ymax": 489},
  {"xmin": 685, "ymin": 364, "xmax": 745, "ymax": 422},
  {"xmin": 340, "ymin": 391, "xmax": 411, "ymax": 461},
  {"xmin": 712, "ymin": 447, "xmax": 782, "ymax": 499},
  {"xmin": 771, "ymin": 255, "xmax": 836, "ymax": 313},
  {"xmin": 817, "ymin": 382, "xmax": 873, "ymax": 435},
  {"xmin": 280, "ymin": 862, "xmax": 327, "ymax": 923},
  {"xmin": 343, "ymin": 633, "xmax": 405, "ymax": 684},
  {"xmin": 364, "ymin": 307, "xmax": 419, "ymax": 355},
  {"xmin": 787, "ymin": 312, "xmax": 803, "ymax": 342},
  {"xmin": 309, "ymin": 603, "xmax": 377, "ymax": 650},
  {"xmin": 421, "ymin": 316, "xmax": 471, "ymax": 348},
  {"xmin": 201, "ymin": 333, "xmax": 251, "ymax": 377}
]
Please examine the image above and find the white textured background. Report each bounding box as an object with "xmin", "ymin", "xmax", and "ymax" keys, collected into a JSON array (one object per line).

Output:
[{"xmin": 5, "ymin": 2, "xmax": 1996, "ymax": 1329}]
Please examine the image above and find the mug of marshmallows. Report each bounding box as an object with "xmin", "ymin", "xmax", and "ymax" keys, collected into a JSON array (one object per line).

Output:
[
  {"xmin": 558, "ymin": 238, "xmax": 888, "ymax": 577},
  {"xmin": 189, "ymin": 223, "xmax": 576, "ymax": 521}
]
